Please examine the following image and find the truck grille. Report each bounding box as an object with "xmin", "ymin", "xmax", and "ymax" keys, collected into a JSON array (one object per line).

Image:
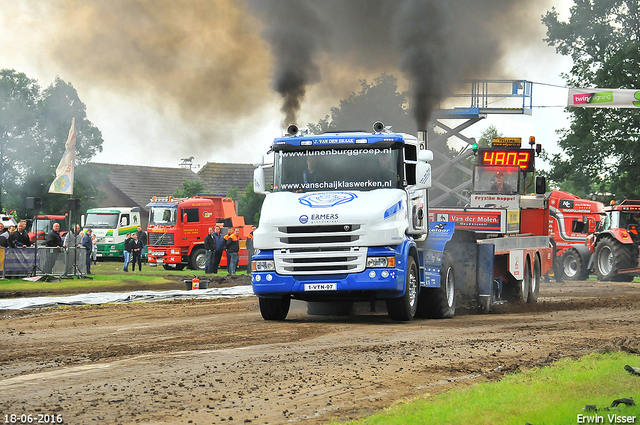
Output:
[
  {"xmin": 274, "ymin": 247, "xmax": 367, "ymax": 275},
  {"xmin": 148, "ymin": 232, "xmax": 175, "ymax": 246},
  {"xmin": 273, "ymin": 225, "xmax": 366, "ymax": 274}
]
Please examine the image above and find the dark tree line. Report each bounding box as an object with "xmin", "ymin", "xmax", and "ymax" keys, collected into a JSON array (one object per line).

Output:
[{"xmin": 0, "ymin": 69, "xmax": 106, "ymax": 220}]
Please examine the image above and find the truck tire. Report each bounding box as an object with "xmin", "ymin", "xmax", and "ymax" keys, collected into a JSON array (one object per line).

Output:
[
  {"xmin": 594, "ymin": 236, "xmax": 636, "ymax": 281},
  {"xmin": 518, "ymin": 259, "xmax": 532, "ymax": 303},
  {"xmin": 528, "ymin": 255, "xmax": 541, "ymax": 304},
  {"xmin": 189, "ymin": 248, "xmax": 206, "ymax": 271},
  {"xmin": 560, "ymin": 248, "xmax": 588, "ymax": 280},
  {"xmin": 416, "ymin": 251, "xmax": 456, "ymax": 319},
  {"xmin": 386, "ymin": 256, "xmax": 418, "ymax": 321},
  {"xmin": 259, "ymin": 296, "xmax": 290, "ymax": 320}
]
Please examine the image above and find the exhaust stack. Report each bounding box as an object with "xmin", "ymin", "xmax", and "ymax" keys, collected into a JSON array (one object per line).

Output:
[{"xmin": 417, "ymin": 130, "xmax": 427, "ymax": 150}]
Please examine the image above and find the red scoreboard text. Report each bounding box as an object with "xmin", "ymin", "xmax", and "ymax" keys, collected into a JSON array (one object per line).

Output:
[{"xmin": 478, "ymin": 149, "xmax": 535, "ymax": 171}]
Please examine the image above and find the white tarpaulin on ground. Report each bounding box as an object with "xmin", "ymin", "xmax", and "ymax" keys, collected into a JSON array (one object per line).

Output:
[
  {"xmin": 0, "ymin": 286, "xmax": 254, "ymax": 310},
  {"xmin": 568, "ymin": 88, "xmax": 640, "ymax": 108}
]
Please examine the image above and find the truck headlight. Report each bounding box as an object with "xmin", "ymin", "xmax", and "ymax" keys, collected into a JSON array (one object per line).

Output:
[
  {"xmin": 252, "ymin": 260, "xmax": 275, "ymax": 272},
  {"xmin": 367, "ymin": 257, "xmax": 396, "ymax": 268}
]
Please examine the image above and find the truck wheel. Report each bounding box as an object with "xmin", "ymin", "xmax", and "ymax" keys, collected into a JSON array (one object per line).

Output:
[
  {"xmin": 386, "ymin": 256, "xmax": 418, "ymax": 321},
  {"xmin": 416, "ymin": 251, "xmax": 456, "ymax": 319},
  {"xmin": 594, "ymin": 236, "xmax": 635, "ymax": 281},
  {"xmin": 528, "ymin": 255, "xmax": 541, "ymax": 303},
  {"xmin": 259, "ymin": 296, "xmax": 290, "ymax": 320},
  {"xmin": 560, "ymin": 248, "xmax": 587, "ymax": 280},
  {"xmin": 189, "ymin": 248, "xmax": 206, "ymax": 271},
  {"xmin": 517, "ymin": 259, "xmax": 532, "ymax": 303}
]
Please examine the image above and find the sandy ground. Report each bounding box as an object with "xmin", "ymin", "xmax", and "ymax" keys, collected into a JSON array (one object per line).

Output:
[{"xmin": 1, "ymin": 278, "xmax": 640, "ymax": 424}]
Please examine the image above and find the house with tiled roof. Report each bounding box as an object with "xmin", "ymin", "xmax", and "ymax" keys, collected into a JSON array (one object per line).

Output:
[
  {"xmin": 196, "ymin": 162, "xmax": 256, "ymax": 196},
  {"xmin": 88, "ymin": 162, "xmax": 260, "ymax": 227}
]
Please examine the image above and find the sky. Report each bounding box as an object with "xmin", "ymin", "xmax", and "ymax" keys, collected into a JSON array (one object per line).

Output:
[{"xmin": 0, "ymin": 0, "xmax": 574, "ymax": 171}]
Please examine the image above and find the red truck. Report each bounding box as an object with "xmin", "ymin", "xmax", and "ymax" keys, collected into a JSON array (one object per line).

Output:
[
  {"xmin": 28, "ymin": 214, "xmax": 68, "ymax": 244},
  {"xmin": 146, "ymin": 195, "xmax": 252, "ymax": 271},
  {"xmin": 547, "ymin": 191, "xmax": 604, "ymax": 280}
]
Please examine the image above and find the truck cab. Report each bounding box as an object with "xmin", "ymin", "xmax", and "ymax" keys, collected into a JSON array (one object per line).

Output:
[
  {"xmin": 251, "ymin": 123, "xmax": 443, "ymax": 321},
  {"xmin": 84, "ymin": 207, "xmax": 142, "ymax": 258}
]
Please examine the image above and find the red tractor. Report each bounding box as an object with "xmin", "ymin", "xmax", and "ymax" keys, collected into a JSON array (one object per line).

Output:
[{"xmin": 587, "ymin": 200, "xmax": 640, "ymax": 281}]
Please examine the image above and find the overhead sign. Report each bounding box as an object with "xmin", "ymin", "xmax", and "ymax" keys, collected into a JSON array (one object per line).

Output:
[
  {"xmin": 568, "ymin": 88, "xmax": 640, "ymax": 108},
  {"xmin": 491, "ymin": 137, "xmax": 522, "ymax": 147}
]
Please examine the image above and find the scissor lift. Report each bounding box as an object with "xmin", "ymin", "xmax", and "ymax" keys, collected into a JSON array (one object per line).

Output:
[{"xmin": 428, "ymin": 79, "xmax": 533, "ymax": 206}]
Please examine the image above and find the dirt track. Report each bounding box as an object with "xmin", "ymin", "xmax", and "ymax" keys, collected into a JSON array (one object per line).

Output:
[{"xmin": 1, "ymin": 279, "xmax": 640, "ymax": 424}]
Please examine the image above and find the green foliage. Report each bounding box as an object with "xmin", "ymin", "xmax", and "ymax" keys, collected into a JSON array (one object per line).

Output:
[
  {"xmin": 308, "ymin": 74, "xmax": 417, "ymax": 135},
  {"xmin": 0, "ymin": 69, "xmax": 104, "ymax": 217},
  {"xmin": 173, "ymin": 179, "xmax": 205, "ymax": 198},
  {"xmin": 542, "ymin": 1, "xmax": 640, "ymax": 200},
  {"xmin": 237, "ymin": 184, "xmax": 265, "ymax": 224},
  {"xmin": 347, "ymin": 352, "xmax": 640, "ymax": 425},
  {"xmin": 227, "ymin": 185, "xmax": 264, "ymax": 225}
]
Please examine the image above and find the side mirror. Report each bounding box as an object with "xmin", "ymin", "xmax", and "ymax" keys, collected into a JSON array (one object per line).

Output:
[
  {"xmin": 253, "ymin": 167, "xmax": 268, "ymax": 195},
  {"xmin": 415, "ymin": 149, "xmax": 433, "ymax": 190},
  {"xmin": 415, "ymin": 163, "xmax": 432, "ymax": 190},
  {"xmin": 535, "ymin": 176, "xmax": 546, "ymax": 195},
  {"xmin": 418, "ymin": 149, "xmax": 434, "ymax": 162}
]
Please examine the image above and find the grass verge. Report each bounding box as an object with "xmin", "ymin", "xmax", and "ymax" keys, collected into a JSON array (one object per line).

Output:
[{"xmin": 344, "ymin": 352, "xmax": 640, "ymax": 425}]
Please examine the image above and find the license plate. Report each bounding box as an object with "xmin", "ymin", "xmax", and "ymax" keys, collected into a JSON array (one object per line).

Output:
[
  {"xmin": 156, "ymin": 259, "xmax": 163, "ymax": 264},
  {"xmin": 304, "ymin": 283, "xmax": 337, "ymax": 291}
]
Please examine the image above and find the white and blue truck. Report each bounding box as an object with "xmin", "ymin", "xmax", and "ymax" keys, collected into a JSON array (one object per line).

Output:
[{"xmin": 251, "ymin": 123, "xmax": 552, "ymax": 321}]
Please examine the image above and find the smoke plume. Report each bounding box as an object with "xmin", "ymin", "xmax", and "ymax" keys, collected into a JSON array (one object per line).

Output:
[
  {"xmin": 26, "ymin": 0, "xmax": 552, "ymax": 145},
  {"xmin": 248, "ymin": 0, "xmax": 552, "ymax": 130}
]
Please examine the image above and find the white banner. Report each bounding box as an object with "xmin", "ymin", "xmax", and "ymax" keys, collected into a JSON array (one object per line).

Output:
[
  {"xmin": 568, "ymin": 87, "xmax": 640, "ymax": 108},
  {"xmin": 48, "ymin": 117, "xmax": 76, "ymax": 194}
]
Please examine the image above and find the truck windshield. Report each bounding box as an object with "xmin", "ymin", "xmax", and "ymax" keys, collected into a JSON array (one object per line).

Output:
[
  {"xmin": 85, "ymin": 213, "xmax": 119, "ymax": 229},
  {"xmin": 149, "ymin": 206, "xmax": 178, "ymax": 225},
  {"xmin": 473, "ymin": 166, "xmax": 520, "ymax": 194},
  {"xmin": 34, "ymin": 219, "xmax": 65, "ymax": 233},
  {"xmin": 273, "ymin": 147, "xmax": 400, "ymax": 192}
]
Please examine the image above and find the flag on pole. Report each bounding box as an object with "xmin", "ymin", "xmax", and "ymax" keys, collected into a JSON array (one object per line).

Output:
[
  {"xmin": 568, "ymin": 88, "xmax": 640, "ymax": 108},
  {"xmin": 49, "ymin": 117, "xmax": 76, "ymax": 195}
]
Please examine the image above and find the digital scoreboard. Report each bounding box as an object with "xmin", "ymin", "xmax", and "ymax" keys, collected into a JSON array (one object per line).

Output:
[{"xmin": 477, "ymin": 148, "xmax": 535, "ymax": 172}]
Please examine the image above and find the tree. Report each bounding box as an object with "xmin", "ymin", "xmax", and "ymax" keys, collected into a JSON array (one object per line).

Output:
[
  {"xmin": 0, "ymin": 70, "xmax": 105, "ymax": 217},
  {"xmin": 308, "ymin": 74, "xmax": 416, "ymax": 134},
  {"xmin": 173, "ymin": 179, "xmax": 205, "ymax": 198},
  {"xmin": 542, "ymin": 1, "xmax": 640, "ymax": 200},
  {"xmin": 237, "ymin": 184, "xmax": 265, "ymax": 225},
  {"xmin": 227, "ymin": 185, "xmax": 264, "ymax": 225}
]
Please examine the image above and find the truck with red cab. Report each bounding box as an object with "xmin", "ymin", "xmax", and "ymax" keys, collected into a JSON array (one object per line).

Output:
[{"xmin": 146, "ymin": 195, "xmax": 252, "ymax": 271}]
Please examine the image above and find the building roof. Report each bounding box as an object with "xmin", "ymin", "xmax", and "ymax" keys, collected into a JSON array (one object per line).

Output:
[
  {"xmin": 197, "ymin": 162, "xmax": 255, "ymax": 196},
  {"xmin": 91, "ymin": 163, "xmax": 199, "ymax": 209}
]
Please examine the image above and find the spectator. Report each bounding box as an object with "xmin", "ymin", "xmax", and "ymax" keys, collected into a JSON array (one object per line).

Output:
[
  {"xmin": 225, "ymin": 227, "xmax": 241, "ymax": 275},
  {"xmin": 45, "ymin": 223, "xmax": 63, "ymax": 248},
  {"xmin": 0, "ymin": 223, "xmax": 9, "ymax": 248},
  {"xmin": 9, "ymin": 220, "xmax": 31, "ymax": 248},
  {"xmin": 91, "ymin": 233, "xmax": 98, "ymax": 265},
  {"xmin": 123, "ymin": 233, "xmax": 133, "ymax": 272},
  {"xmin": 246, "ymin": 225, "xmax": 256, "ymax": 271},
  {"xmin": 63, "ymin": 224, "xmax": 83, "ymax": 248},
  {"xmin": 204, "ymin": 227, "xmax": 215, "ymax": 274},
  {"xmin": 212, "ymin": 226, "xmax": 226, "ymax": 274},
  {"xmin": 82, "ymin": 229, "xmax": 93, "ymax": 275},
  {"xmin": 130, "ymin": 233, "xmax": 143, "ymax": 272},
  {"xmin": 137, "ymin": 226, "xmax": 147, "ymax": 263}
]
